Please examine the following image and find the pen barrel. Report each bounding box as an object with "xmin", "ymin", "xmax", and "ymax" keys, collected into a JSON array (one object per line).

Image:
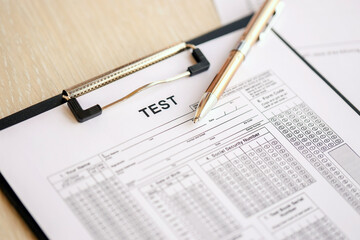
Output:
[
  {"xmin": 240, "ymin": 0, "xmax": 280, "ymax": 46},
  {"xmin": 206, "ymin": 50, "xmax": 245, "ymax": 98}
]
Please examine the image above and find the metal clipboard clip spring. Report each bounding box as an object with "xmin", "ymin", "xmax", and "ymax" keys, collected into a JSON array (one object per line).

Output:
[{"xmin": 62, "ymin": 42, "xmax": 210, "ymax": 122}]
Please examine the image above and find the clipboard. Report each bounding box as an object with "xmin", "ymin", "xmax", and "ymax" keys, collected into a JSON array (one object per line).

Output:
[
  {"xmin": 0, "ymin": 15, "xmax": 253, "ymax": 239},
  {"xmin": 1, "ymin": 13, "xmax": 359, "ymax": 239}
]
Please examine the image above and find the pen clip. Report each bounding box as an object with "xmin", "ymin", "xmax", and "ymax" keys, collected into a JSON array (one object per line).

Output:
[{"xmin": 259, "ymin": 1, "xmax": 285, "ymax": 42}]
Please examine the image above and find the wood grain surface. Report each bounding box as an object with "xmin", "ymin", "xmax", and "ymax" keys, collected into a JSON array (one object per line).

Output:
[{"xmin": 0, "ymin": 0, "xmax": 220, "ymax": 239}]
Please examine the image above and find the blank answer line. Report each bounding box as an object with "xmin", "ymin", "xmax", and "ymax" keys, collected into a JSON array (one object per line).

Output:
[
  {"xmin": 135, "ymin": 109, "xmax": 254, "ymax": 163},
  {"xmin": 176, "ymin": 121, "xmax": 265, "ymax": 164},
  {"xmin": 126, "ymin": 104, "xmax": 248, "ymax": 154},
  {"xmin": 140, "ymin": 121, "xmax": 266, "ymax": 179},
  {"xmin": 123, "ymin": 118, "xmax": 193, "ymax": 151},
  {"xmin": 129, "ymin": 123, "xmax": 207, "ymax": 160},
  {"xmin": 142, "ymin": 116, "xmax": 262, "ymax": 169},
  {"xmin": 216, "ymin": 104, "xmax": 246, "ymax": 121},
  {"xmin": 117, "ymin": 111, "xmax": 194, "ymax": 147},
  {"xmin": 205, "ymin": 105, "xmax": 250, "ymax": 132}
]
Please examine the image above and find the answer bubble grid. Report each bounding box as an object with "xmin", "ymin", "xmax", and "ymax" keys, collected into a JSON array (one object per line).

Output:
[
  {"xmin": 200, "ymin": 131, "xmax": 314, "ymax": 217},
  {"xmin": 280, "ymin": 216, "xmax": 347, "ymax": 240},
  {"xmin": 141, "ymin": 166, "xmax": 240, "ymax": 240},
  {"xmin": 51, "ymin": 160, "xmax": 164, "ymax": 240},
  {"xmin": 270, "ymin": 103, "xmax": 360, "ymax": 213}
]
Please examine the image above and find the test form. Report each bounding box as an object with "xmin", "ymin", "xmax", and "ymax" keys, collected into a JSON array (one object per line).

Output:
[{"xmin": 0, "ymin": 29, "xmax": 360, "ymax": 239}]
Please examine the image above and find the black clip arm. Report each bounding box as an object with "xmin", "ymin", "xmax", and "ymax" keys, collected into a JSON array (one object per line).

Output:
[
  {"xmin": 188, "ymin": 48, "xmax": 210, "ymax": 76},
  {"xmin": 67, "ymin": 98, "xmax": 102, "ymax": 123}
]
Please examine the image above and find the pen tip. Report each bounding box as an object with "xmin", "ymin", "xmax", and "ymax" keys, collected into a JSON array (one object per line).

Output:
[{"xmin": 193, "ymin": 117, "xmax": 199, "ymax": 123}]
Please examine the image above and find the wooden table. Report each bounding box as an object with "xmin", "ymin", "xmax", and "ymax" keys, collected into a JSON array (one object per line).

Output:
[{"xmin": 0, "ymin": 0, "xmax": 220, "ymax": 238}]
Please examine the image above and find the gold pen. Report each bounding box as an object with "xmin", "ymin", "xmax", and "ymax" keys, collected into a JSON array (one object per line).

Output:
[{"xmin": 193, "ymin": 0, "xmax": 282, "ymax": 123}]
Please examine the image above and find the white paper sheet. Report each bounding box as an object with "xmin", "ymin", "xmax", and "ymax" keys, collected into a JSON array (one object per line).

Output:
[
  {"xmin": 1, "ymin": 30, "xmax": 360, "ymax": 239},
  {"xmin": 213, "ymin": 0, "xmax": 360, "ymax": 110}
]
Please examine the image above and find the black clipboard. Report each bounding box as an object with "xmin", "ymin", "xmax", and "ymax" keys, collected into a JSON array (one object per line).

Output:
[{"xmin": 1, "ymin": 14, "xmax": 359, "ymax": 240}]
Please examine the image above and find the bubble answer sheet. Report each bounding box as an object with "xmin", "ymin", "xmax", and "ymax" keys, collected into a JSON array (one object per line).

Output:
[{"xmin": 1, "ymin": 29, "xmax": 360, "ymax": 239}]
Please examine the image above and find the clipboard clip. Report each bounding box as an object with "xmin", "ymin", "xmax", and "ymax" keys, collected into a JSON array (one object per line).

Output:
[{"xmin": 62, "ymin": 43, "xmax": 210, "ymax": 123}]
